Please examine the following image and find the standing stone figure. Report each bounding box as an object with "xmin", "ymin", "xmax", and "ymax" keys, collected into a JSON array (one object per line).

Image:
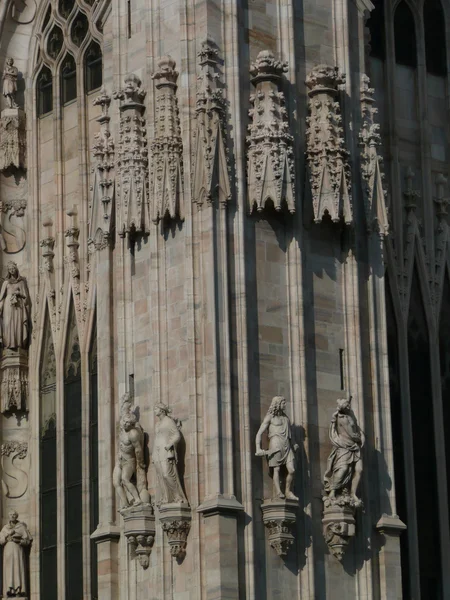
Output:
[
  {"xmin": 2, "ymin": 59, "xmax": 19, "ymax": 109},
  {"xmin": 323, "ymin": 397, "xmax": 363, "ymax": 503},
  {"xmin": 113, "ymin": 393, "xmax": 150, "ymax": 510},
  {"xmin": 0, "ymin": 262, "xmax": 30, "ymax": 350},
  {"xmin": 255, "ymin": 396, "xmax": 299, "ymax": 501},
  {"xmin": 153, "ymin": 403, "xmax": 188, "ymax": 505},
  {"xmin": 0, "ymin": 510, "xmax": 32, "ymax": 597}
]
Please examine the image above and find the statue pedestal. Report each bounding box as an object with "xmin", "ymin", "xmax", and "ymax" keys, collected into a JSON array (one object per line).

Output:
[
  {"xmin": 261, "ymin": 498, "xmax": 298, "ymax": 556},
  {"xmin": 0, "ymin": 348, "xmax": 28, "ymax": 414},
  {"xmin": 121, "ymin": 503, "xmax": 155, "ymax": 569},
  {"xmin": 158, "ymin": 502, "xmax": 191, "ymax": 559},
  {"xmin": 0, "ymin": 107, "xmax": 26, "ymax": 172},
  {"xmin": 322, "ymin": 501, "xmax": 358, "ymax": 560}
]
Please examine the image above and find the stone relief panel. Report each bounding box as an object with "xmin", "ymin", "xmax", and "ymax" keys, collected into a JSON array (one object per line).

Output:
[
  {"xmin": 247, "ymin": 51, "xmax": 295, "ymax": 215},
  {"xmin": 305, "ymin": 65, "xmax": 352, "ymax": 225},
  {"xmin": 255, "ymin": 396, "xmax": 299, "ymax": 556},
  {"xmin": 1, "ymin": 441, "xmax": 28, "ymax": 499},
  {"xmin": 0, "ymin": 510, "xmax": 32, "ymax": 598},
  {"xmin": 322, "ymin": 397, "xmax": 363, "ymax": 560}
]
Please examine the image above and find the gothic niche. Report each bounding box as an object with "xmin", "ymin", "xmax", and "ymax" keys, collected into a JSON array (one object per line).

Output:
[
  {"xmin": 255, "ymin": 396, "xmax": 299, "ymax": 556},
  {"xmin": 113, "ymin": 393, "xmax": 155, "ymax": 569},
  {"xmin": 0, "ymin": 262, "xmax": 30, "ymax": 414},
  {"xmin": 153, "ymin": 403, "xmax": 191, "ymax": 560},
  {"xmin": 322, "ymin": 397, "xmax": 363, "ymax": 560},
  {"xmin": 247, "ymin": 51, "xmax": 295, "ymax": 215},
  {"xmin": 305, "ymin": 65, "xmax": 352, "ymax": 225}
]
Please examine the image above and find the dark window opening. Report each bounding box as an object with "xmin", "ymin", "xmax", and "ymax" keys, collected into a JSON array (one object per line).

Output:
[
  {"xmin": 37, "ymin": 66, "xmax": 53, "ymax": 116},
  {"xmin": 424, "ymin": 0, "xmax": 447, "ymax": 75},
  {"xmin": 439, "ymin": 276, "xmax": 450, "ymax": 530},
  {"xmin": 85, "ymin": 42, "xmax": 103, "ymax": 93},
  {"xmin": 42, "ymin": 5, "xmax": 51, "ymax": 31},
  {"xmin": 367, "ymin": 0, "xmax": 385, "ymax": 60},
  {"xmin": 394, "ymin": 2, "xmax": 417, "ymax": 67},
  {"xmin": 90, "ymin": 330, "xmax": 99, "ymax": 599},
  {"xmin": 61, "ymin": 54, "xmax": 77, "ymax": 105}
]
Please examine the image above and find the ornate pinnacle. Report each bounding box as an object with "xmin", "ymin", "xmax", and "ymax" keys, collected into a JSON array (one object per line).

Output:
[
  {"xmin": 250, "ymin": 50, "xmax": 288, "ymax": 84},
  {"xmin": 152, "ymin": 56, "xmax": 179, "ymax": 89}
]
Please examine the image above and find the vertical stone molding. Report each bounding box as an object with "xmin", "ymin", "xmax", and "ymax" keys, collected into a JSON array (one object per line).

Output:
[
  {"xmin": 40, "ymin": 219, "xmax": 57, "ymax": 328},
  {"xmin": 359, "ymin": 75, "xmax": 388, "ymax": 236},
  {"xmin": 113, "ymin": 74, "xmax": 150, "ymax": 239},
  {"xmin": 159, "ymin": 503, "xmax": 192, "ymax": 560},
  {"xmin": 64, "ymin": 207, "xmax": 81, "ymax": 315},
  {"xmin": 192, "ymin": 41, "xmax": 231, "ymax": 208},
  {"xmin": 0, "ymin": 108, "xmax": 26, "ymax": 172},
  {"xmin": 305, "ymin": 65, "xmax": 352, "ymax": 224},
  {"xmin": 246, "ymin": 50, "xmax": 295, "ymax": 214},
  {"xmin": 261, "ymin": 499, "xmax": 298, "ymax": 556},
  {"xmin": 322, "ymin": 397, "xmax": 363, "ymax": 560},
  {"xmin": 89, "ymin": 87, "xmax": 115, "ymax": 251},
  {"xmin": 151, "ymin": 56, "xmax": 184, "ymax": 223}
]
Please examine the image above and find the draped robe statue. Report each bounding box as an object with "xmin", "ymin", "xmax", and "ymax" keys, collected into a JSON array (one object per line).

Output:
[
  {"xmin": 152, "ymin": 404, "xmax": 188, "ymax": 505},
  {"xmin": 2, "ymin": 58, "xmax": 18, "ymax": 109},
  {"xmin": 0, "ymin": 511, "xmax": 32, "ymax": 597},
  {"xmin": 0, "ymin": 262, "xmax": 30, "ymax": 350},
  {"xmin": 323, "ymin": 397, "xmax": 363, "ymax": 502}
]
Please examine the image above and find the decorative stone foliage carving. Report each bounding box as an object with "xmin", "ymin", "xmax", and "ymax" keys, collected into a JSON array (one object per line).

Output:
[
  {"xmin": 114, "ymin": 74, "xmax": 150, "ymax": 238},
  {"xmin": 89, "ymin": 88, "xmax": 115, "ymax": 251},
  {"xmin": 150, "ymin": 56, "xmax": 184, "ymax": 222},
  {"xmin": 193, "ymin": 41, "xmax": 231, "ymax": 208},
  {"xmin": 1, "ymin": 441, "xmax": 28, "ymax": 499},
  {"xmin": 0, "ymin": 510, "xmax": 32, "ymax": 598},
  {"xmin": 306, "ymin": 65, "xmax": 352, "ymax": 224},
  {"xmin": 322, "ymin": 397, "xmax": 363, "ymax": 560},
  {"xmin": 261, "ymin": 499, "xmax": 298, "ymax": 556},
  {"xmin": 359, "ymin": 75, "xmax": 388, "ymax": 236},
  {"xmin": 122, "ymin": 504, "xmax": 155, "ymax": 570},
  {"xmin": 247, "ymin": 50, "xmax": 295, "ymax": 214},
  {"xmin": 0, "ymin": 110, "xmax": 26, "ymax": 172},
  {"xmin": 114, "ymin": 393, "xmax": 150, "ymax": 510},
  {"xmin": 159, "ymin": 503, "xmax": 192, "ymax": 560}
]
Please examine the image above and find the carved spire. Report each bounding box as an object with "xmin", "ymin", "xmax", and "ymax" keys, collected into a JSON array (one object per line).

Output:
[
  {"xmin": 65, "ymin": 207, "xmax": 81, "ymax": 318},
  {"xmin": 305, "ymin": 65, "xmax": 352, "ymax": 224},
  {"xmin": 192, "ymin": 40, "xmax": 231, "ymax": 208},
  {"xmin": 359, "ymin": 75, "xmax": 388, "ymax": 236},
  {"xmin": 150, "ymin": 56, "xmax": 184, "ymax": 223},
  {"xmin": 246, "ymin": 50, "xmax": 295, "ymax": 214},
  {"xmin": 89, "ymin": 87, "xmax": 115, "ymax": 251},
  {"xmin": 113, "ymin": 74, "xmax": 150, "ymax": 238}
]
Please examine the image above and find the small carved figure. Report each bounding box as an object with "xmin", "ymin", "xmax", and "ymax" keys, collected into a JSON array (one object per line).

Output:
[
  {"xmin": 0, "ymin": 262, "xmax": 30, "ymax": 350},
  {"xmin": 153, "ymin": 403, "xmax": 188, "ymax": 505},
  {"xmin": 323, "ymin": 397, "xmax": 363, "ymax": 503},
  {"xmin": 113, "ymin": 393, "xmax": 150, "ymax": 510},
  {"xmin": 2, "ymin": 58, "xmax": 19, "ymax": 109},
  {"xmin": 255, "ymin": 396, "xmax": 299, "ymax": 500},
  {"xmin": 0, "ymin": 510, "xmax": 32, "ymax": 597}
]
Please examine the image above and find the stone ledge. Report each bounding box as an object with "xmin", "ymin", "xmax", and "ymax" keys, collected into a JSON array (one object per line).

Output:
[
  {"xmin": 90, "ymin": 523, "xmax": 121, "ymax": 544},
  {"xmin": 375, "ymin": 513, "xmax": 407, "ymax": 534},
  {"xmin": 197, "ymin": 494, "xmax": 244, "ymax": 517}
]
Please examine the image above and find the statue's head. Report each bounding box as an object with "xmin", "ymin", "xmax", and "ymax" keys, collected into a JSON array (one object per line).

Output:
[
  {"xmin": 122, "ymin": 413, "xmax": 137, "ymax": 432},
  {"xmin": 6, "ymin": 57, "xmax": 14, "ymax": 67},
  {"xmin": 337, "ymin": 397, "xmax": 351, "ymax": 411},
  {"xmin": 268, "ymin": 396, "xmax": 286, "ymax": 415},
  {"xmin": 8, "ymin": 510, "xmax": 18, "ymax": 522},
  {"xmin": 154, "ymin": 403, "xmax": 171, "ymax": 417},
  {"xmin": 6, "ymin": 261, "xmax": 18, "ymax": 278}
]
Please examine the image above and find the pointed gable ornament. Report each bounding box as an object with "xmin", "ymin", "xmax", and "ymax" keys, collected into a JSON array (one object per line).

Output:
[
  {"xmin": 192, "ymin": 40, "xmax": 231, "ymax": 208},
  {"xmin": 305, "ymin": 65, "xmax": 352, "ymax": 225},
  {"xmin": 151, "ymin": 56, "xmax": 184, "ymax": 223},
  {"xmin": 247, "ymin": 50, "xmax": 295, "ymax": 214}
]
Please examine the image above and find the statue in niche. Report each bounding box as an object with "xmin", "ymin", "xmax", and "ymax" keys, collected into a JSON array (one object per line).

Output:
[
  {"xmin": 153, "ymin": 403, "xmax": 188, "ymax": 505},
  {"xmin": 323, "ymin": 397, "xmax": 363, "ymax": 505},
  {"xmin": 0, "ymin": 262, "xmax": 30, "ymax": 350},
  {"xmin": 2, "ymin": 59, "xmax": 19, "ymax": 109},
  {"xmin": 113, "ymin": 393, "xmax": 150, "ymax": 511},
  {"xmin": 255, "ymin": 396, "xmax": 299, "ymax": 501},
  {"xmin": 0, "ymin": 510, "xmax": 32, "ymax": 597}
]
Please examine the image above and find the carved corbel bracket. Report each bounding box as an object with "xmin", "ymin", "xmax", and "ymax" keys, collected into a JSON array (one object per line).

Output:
[
  {"xmin": 261, "ymin": 498, "xmax": 298, "ymax": 556},
  {"xmin": 246, "ymin": 50, "xmax": 295, "ymax": 215},
  {"xmin": 0, "ymin": 349, "xmax": 28, "ymax": 414},
  {"xmin": 322, "ymin": 500, "xmax": 359, "ymax": 560},
  {"xmin": 159, "ymin": 502, "xmax": 192, "ymax": 560},
  {"xmin": 0, "ymin": 108, "xmax": 26, "ymax": 172},
  {"xmin": 121, "ymin": 504, "xmax": 155, "ymax": 569}
]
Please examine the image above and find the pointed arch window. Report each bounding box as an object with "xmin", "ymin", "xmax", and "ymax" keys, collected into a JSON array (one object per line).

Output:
[
  {"xmin": 85, "ymin": 42, "xmax": 103, "ymax": 93},
  {"xmin": 367, "ymin": 0, "xmax": 385, "ymax": 60},
  {"xmin": 61, "ymin": 54, "xmax": 77, "ymax": 105},
  {"xmin": 37, "ymin": 66, "xmax": 53, "ymax": 116},
  {"xmin": 394, "ymin": 2, "xmax": 417, "ymax": 67},
  {"xmin": 424, "ymin": 0, "xmax": 447, "ymax": 75}
]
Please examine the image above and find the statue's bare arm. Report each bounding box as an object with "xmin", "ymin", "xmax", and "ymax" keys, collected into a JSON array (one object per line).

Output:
[
  {"xmin": 255, "ymin": 414, "xmax": 271, "ymax": 456},
  {"xmin": 129, "ymin": 429, "xmax": 145, "ymax": 469}
]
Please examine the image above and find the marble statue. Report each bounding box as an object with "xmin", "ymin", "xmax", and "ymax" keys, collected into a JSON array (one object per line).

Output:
[
  {"xmin": 323, "ymin": 397, "xmax": 363, "ymax": 503},
  {"xmin": 0, "ymin": 262, "xmax": 30, "ymax": 350},
  {"xmin": 0, "ymin": 510, "xmax": 32, "ymax": 597},
  {"xmin": 153, "ymin": 403, "xmax": 188, "ymax": 505},
  {"xmin": 113, "ymin": 393, "xmax": 150, "ymax": 510},
  {"xmin": 255, "ymin": 396, "xmax": 299, "ymax": 500},
  {"xmin": 2, "ymin": 59, "xmax": 18, "ymax": 109}
]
